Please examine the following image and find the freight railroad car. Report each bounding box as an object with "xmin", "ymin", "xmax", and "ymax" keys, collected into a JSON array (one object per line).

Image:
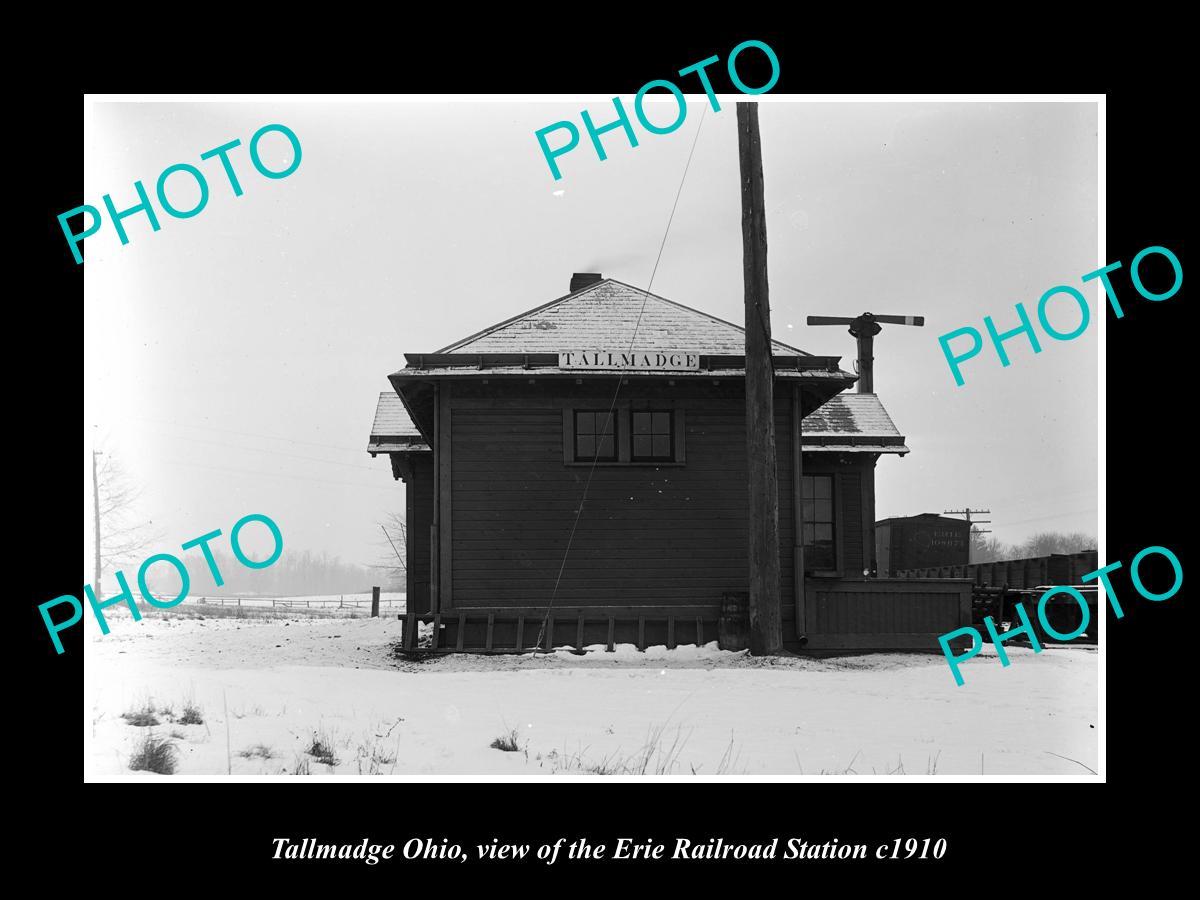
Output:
[
  {"xmin": 896, "ymin": 550, "xmax": 1101, "ymax": 645},
  {"xmin": 875, "ymin": 514, "xmax": 971, "ymax": 577}
]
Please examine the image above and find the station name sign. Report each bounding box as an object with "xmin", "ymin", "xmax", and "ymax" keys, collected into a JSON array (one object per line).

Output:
[{"xmin": 559, "ymin": 351, "xmax": 700, "ymax": 371}]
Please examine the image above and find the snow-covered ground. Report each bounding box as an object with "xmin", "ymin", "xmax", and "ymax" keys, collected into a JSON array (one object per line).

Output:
[{"xmin": 84, "ymin": 611, "xmax": 1099, "ymax": 779}]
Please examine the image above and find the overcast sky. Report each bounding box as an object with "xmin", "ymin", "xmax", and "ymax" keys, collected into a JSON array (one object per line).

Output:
[{"xmin": 83, "ymin": 98, "xmax": 1097, "ymax": 578}]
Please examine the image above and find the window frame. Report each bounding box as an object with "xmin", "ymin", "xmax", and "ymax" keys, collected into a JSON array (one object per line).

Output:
[
  {"xmin": 629, "ymin": 409, "xmax": 675, "ymax": 463},
  {"xmin": 562, "ymin": 403, "xmax": 686, "ymax": 467},
  {"xmin": 572, "ymin": 409, "xmax": 618, "ymax": 463},
  {"xmin": 801, "ymin": 472, "xmax": 839, "ymax": 575}
]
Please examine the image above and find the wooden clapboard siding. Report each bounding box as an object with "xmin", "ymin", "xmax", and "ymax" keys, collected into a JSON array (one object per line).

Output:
[
  {"xmin": 447, "ymin": 386, "xmax": 801, "ymax": 609},
  {"xmin": 406, "ymin": 454, "xmax": 434, "ymax": 615},
  {"xmin": 438, "ymin": 383, "xmax": 453, "ymax": 612}
]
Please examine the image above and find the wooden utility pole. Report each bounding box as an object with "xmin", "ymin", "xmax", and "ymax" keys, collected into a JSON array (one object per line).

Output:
[
  {"xmin": 737, "ymin": 102, "xmax": 782, "ymax": 655},
  {"xmin": 92, "ymin": 449, "xmax": 103, "ymax": 600}
]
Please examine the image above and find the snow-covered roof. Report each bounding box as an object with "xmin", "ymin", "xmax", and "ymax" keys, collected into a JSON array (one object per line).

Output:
[
  {"xmin": 802, "ymin": 393, "xmax": 908, "ymax": 454},
  {"xmin": 367, "ymin": 391, "xmax": 429, "ymax": 454},
  {"xmin": 437, "ymin": 278, "xmax": 809, "ymax": 356}
]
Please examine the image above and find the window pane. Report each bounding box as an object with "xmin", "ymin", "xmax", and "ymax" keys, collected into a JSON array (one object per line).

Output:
[
  {"xmin": 802, "ymin": 500, "xmax": 815, "ymax": 521},
  {"xmin": 633, "ymin": 412, "xmax": 650, "ymax": 434},
  {"xmin": 802, "ymin": 523, "xmax": 814, "ymax": 543},
  {"xmin": 633, "ymin": 435, "xmax": 651, "ymax": 458},
  {"xmin": 815, "ymin": 476, "xmax": 831, "ymax": 499},
  {"xmin": 816, "ymin": 523, "xmax": 833, "ymax": 542},
  {"xmin": 652, "ymin": 412, "xmax": 670, "ymax": 434},
  {"xmin": 801, "ymin": 476, "xmax": 813, "ymax": 498},
  {"xmin": 597, "ymin": 435, "xmax": 614, "ymax": 458},
  {"xmin": 811, "ymin": 545, "xmax": 835, "ymax": 569},
  {"xmin": 652, "ymin": 435, "xmax": 670, "ymax": 457},
  {"xmin": 816, "ymin": 499, "xmax": 832, "ymax": 524},
  {"xmin": 576, "ymin": 435, "xmax": 594, "ymax": 458},
  {"xmin": 576, "ymin": 413, "xmax": 594, "ymax": 436},
  {"xmin": 597, "ymin": 413, "xmax": 614, "ymax": 436}
]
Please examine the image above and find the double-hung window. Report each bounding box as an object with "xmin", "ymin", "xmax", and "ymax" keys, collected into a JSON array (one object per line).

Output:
[
  {"xmin": 801, "ymin": 474, "xmax": 836, "ymax": 571},
  {"xmin": 573, "ymin": 410, "xmax": 617, "ymax": 462},
  {"xmin": 631, "ymin": 411, "xmax": 673, "ymax": 462}
]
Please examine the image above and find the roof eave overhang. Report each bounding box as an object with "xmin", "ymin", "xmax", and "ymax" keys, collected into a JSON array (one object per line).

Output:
[
  {"xmin": 390, "ymin": 368, "xmax": 855, "ymax": 417},
  {"xmin": 801, "ymin": 443, "xmax": 910, "ymax": 455},
  {"xmin": 388, "ymin": 353, "xmax": 862, "ymax": 439},
  {"xmin": 386, "ymin": 376, "xmax": 437, "ymax": 445},
  {"xmin": 367, "ymin": 438, "xmax": 432, "ymax": 456},
  {"xmin": 397, "ymin": 351, "xmax": 849, "ymax": 373}
]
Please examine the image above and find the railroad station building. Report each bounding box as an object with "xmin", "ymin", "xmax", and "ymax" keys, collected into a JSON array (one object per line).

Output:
[{"xmin": 367, "ymin": 274, "xmax": 970, "ymax": 652}]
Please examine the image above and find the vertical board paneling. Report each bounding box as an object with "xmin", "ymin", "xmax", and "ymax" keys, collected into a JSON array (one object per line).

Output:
[
  {"xmin": 808, "ymin": 582, "xmax": 964, "ymax": 634},
  {"xmin": 407, "ymin": 455, "xmax": 434, "ymax": 615},
  {"xmin": 841, "ymin": 470, "xmax": 863, "ymax": 575}
]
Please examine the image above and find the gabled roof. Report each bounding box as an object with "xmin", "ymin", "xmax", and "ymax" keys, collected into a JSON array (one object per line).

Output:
[
  {"xmin": 437, "ymin": 278, "xmax": 808, "ymax": 356},
  {"xmin": 801, "ymin": 393, "xmax": 908, "ymax": 454},
  {"xmin": 367, "ymin": 390, "xmax": 907, "ymax": 456},
  {"xmin": 367, "ymin": 391, "xmax": 429, "ymax": 454}
]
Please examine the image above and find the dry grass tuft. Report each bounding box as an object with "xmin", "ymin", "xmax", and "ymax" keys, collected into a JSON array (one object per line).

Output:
[{"xmin": 129, "ymin": 734, "xmax": 178, "ymax": 775}]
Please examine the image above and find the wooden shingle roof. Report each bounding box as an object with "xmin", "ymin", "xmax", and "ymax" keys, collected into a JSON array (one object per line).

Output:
[
  {"xmin": 437, "ymin": 278, "xmax": 808, "ymax": 356},
  {"xmin": 367, "ymin": 391, "xmax": 429, "ymax": 454},
  {"xmin": 801, "ymin": 393, "xmax": 908, "ymax": 454}
]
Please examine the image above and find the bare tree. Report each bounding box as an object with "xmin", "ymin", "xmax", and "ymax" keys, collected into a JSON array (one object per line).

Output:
[
  {"xmin": 1018, "ymin": 531, "xmax": 1097, "ymax": 558},
  {"xmin": 92, "ymin": 448, "xmax": 162, "ymax": 598},
  {"xmin": 971, "ymin": 530, "xmax": 1095, "ymax": 564},
  {"xmin": 970, "ymin": 533, "xmax": 1015, "ymax": 564},
  {"xmin": 371, "ymin": 512, "xmax": 407, "ymax": 590},
  {"xmin": 969, "ymin": 528, "xmax": 991, "ymax": 563}
]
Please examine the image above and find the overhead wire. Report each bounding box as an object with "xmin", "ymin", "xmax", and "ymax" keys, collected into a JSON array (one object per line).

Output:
[{"xmin": 534, "ymin": 104, "xmax": 709, "ymax": 651}]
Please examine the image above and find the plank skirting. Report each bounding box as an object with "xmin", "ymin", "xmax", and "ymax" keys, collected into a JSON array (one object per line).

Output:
[
  {"xmin": 400, "ymin": 609, "xmax": 719, "ymax": 653},
  {"xmin": 395, "ymin": 579, "xmax": 973, "ymax": 655}
]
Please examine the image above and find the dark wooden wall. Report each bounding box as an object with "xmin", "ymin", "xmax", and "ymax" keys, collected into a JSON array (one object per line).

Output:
[
  {"xmin": 394, "ymin": 380, "xmax": 973, "ymax": 650},
  {"xmin": 797, "ymin": 578, "xmax": 974, "ymax": 651},
  {"xmin": 441, "ymin": 381, "xmax": 818, "ymax": 611},
  {"xmin": 796, "ymin": 454, "xmax": 874, "ymax": 577},
  {"xmin": 405, "ymin": 454, "xmax": 434, "ymax": 615}
]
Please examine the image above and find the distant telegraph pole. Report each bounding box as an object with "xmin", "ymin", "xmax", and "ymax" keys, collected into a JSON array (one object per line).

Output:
[
  {"xmin": 737, "ymin": 101, "xmax": 782, "ymax": 655},
  {"xmin": 945, "ymin": 508, "xmax": 992, "ymax": 562},
  {"xmin": 944, "ymin": 508, "xmax": 991, "ymax": 533}
]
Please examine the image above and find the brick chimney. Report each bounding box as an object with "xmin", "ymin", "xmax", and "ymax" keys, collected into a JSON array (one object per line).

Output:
[{"xmin": 570, "ymin": 272, "xmax": 603, "ymax": 292}]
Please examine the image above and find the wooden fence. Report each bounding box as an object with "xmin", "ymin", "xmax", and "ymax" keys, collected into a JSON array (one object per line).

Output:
[{"xmin": 193, "ymin": 595, "xmax": 404, "ymax": 610}]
